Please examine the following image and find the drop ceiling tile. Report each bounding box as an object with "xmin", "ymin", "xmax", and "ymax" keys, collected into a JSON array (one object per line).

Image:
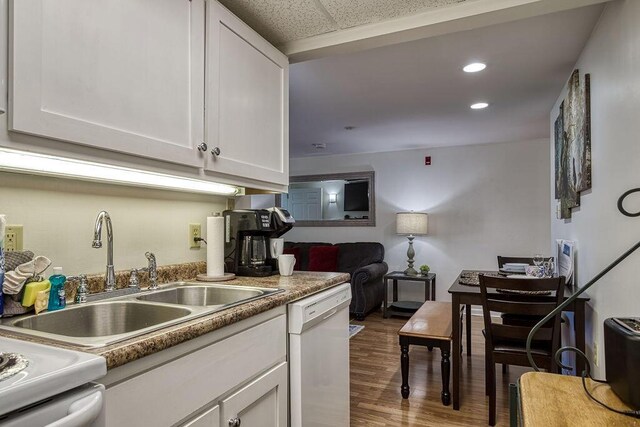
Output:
[
  {"xmin": 218, "ymin": 0, "xmax": 339, "ymax": 45},
  {"xmin": 318, "ymin": 0, "xmax": 468, "ymax": 29}
]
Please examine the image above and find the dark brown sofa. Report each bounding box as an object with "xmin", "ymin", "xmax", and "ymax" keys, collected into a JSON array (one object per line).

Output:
[{"xmin": 284, "ymin": 242, "xmax": 388, "ymax": 320}]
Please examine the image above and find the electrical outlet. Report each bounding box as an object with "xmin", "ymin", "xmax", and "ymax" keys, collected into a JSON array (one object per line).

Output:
[
  {"xmin": 593, "ymin": 342, "xmax": 599, "ymax": 367},
  {"xmin": 4, "ymin": 225, "xmax": 23, "ymax": 252},
  {"xmin": 189, "ymin": 223, "xmax": 202, "ymax": 249}
]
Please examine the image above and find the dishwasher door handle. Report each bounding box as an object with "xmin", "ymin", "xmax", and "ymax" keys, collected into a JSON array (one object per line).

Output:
[
  {"xmin": 46, "ymin": 391, "xmax": 103, "ymax": 427},
  {"xmin": 322, "ymin": 308, "xmax": 338, "ymax": 320}
]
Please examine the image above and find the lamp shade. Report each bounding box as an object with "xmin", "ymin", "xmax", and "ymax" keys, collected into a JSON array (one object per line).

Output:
[{"xmin": 396, "ymin": 212, "xmax": 428, "ymax": 236}]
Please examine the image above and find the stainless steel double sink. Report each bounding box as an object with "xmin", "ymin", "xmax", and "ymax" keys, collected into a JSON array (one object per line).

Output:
[{"xmin": 0, "ymin": 283, "xmax": 283, "ymax": 348}]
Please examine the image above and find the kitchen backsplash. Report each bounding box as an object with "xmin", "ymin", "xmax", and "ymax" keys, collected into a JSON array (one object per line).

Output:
[{"xmin": 0, "ymin": 172, "xmax": 228, "ymax": 276}]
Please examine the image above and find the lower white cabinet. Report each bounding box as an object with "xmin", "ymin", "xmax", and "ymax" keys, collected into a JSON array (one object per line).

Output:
[
  {"xmin": 220, "ymin": 363, "xmax": 288, "ymax": 427},
  {"xmin": 183, "ymin": 405, "xmax": 220, "ymax": 427},
  {"xmin": 102, "ymin": 309, "xmax": 287, "ymax": 427}
]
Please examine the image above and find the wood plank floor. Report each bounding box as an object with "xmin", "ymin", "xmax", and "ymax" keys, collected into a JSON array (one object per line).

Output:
[{"xmin": 350, "ymin": 312, "xmax": 530, "ymax": 426}]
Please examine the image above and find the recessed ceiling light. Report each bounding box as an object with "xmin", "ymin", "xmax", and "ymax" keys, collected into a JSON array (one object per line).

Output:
[
  {"xmin": 470, "ymin": 102, "xmax": 489, "ymax": 109},
  {"xmin": 463, "ymin": 62, "xmax": 487, "ymax": 73},
  {"xmin": 344, "ymin": 126, "xmax": 356, "ymax": 130},
  {"xmin": 312, "ymin": 143, "xmax": 326, "ymax": 150}
]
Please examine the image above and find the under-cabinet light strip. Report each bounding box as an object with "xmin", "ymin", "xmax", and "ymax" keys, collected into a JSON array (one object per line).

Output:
[{"xmin": 0, "ymin": 148, "xmax": 239, "ymax": 196}]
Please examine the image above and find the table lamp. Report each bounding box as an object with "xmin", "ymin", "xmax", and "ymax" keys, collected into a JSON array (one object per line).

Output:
[{"xmin": 396, "ymin": 212, "xmax": 428, "ymax": 275}]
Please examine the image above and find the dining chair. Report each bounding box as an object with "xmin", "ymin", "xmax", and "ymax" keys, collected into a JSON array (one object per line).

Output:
[
  {"xmin": 496, "ymin": 256, "xmax": 557, "ymax": 363},
  {"xmin": 479, "ymin": 274, "xmax": 565, "ymax": 426}
]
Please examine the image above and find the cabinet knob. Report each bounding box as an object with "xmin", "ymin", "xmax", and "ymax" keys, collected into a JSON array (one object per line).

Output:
[
  {"xmin": 211, "ymin": 147, "xmax": 221, "ymax": 156},
  {"xmin": 228, "ymin": 418, "xmax": 241, "ymax": 427},
  {"xmin": 197, "ymin": 142, "xmax": 208, "ymax": 152}
]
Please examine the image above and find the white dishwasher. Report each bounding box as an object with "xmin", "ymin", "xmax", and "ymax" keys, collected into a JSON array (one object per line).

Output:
[{"xmin": 288, "ymin": 282, "xmax": 351, "ymax": 427}]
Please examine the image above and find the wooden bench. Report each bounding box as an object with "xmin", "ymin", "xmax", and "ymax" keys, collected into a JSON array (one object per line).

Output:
[{"xmin": 398, "ymin": 301, "xmax": 454, "ymax": 406}]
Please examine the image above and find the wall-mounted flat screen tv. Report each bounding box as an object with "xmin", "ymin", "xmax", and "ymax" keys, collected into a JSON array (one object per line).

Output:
[{"xmin": 344, "ymin": 181, "xmax": 369, "ymax": 211}]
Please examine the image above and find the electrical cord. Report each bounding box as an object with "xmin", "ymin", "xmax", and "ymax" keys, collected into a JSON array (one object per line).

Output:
[{"xmin": 554, "ymin": 347, "xmax": 640, "ymax": 418}]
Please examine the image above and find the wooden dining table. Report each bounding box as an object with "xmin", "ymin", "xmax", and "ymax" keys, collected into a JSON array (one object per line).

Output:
[{"xmin": 448, "ymin": 270, "xmax": 590, "ymax": 410}]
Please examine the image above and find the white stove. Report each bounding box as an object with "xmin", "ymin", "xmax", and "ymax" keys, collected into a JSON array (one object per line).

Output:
[{"xmin": 0, "ymin": 336, "xmax": 106, "ymax": 426}]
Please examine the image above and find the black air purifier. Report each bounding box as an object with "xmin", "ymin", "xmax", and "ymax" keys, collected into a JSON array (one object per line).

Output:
[{"xmin": 604, "ymin": 317, "xmax": 640, "ymax": 410}]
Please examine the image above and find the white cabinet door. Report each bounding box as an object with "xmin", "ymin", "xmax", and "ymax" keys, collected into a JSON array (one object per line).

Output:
[
  {"xmin": 9, "ymin": 0, "xmax": 206, "ymax": 167},
  {"xmin": 183, "ymin": 405, "xmax": 220, "ymax": 427},
  {"xmin": 205, "ymin": 1, "xmax": 289, "ymax": 186},
  {"xmin": 220, "ymin": 362, "xmax": 288, "ymax": 427}
]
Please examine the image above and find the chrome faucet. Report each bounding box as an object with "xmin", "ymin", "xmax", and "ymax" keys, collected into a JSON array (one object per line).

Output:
[
  {"xmin": 92, "ymin": 211, "xmax": 116, "ymax": 292},
  {"xmin": 145, "ymin": 252, "xmax": 158, "ymax": 290}
]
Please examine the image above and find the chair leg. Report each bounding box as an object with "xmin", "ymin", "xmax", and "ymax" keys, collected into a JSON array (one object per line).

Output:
[
  {"xmin": 488, "ymin": 358, "xmax": 497, "ymax": 426},
  {"xmin": 485, "ymin": 348, "xmax": 490, "ymax": 396},
  {"xmin": 502, "ymin": 364, "xmax": 508, "ymax": 374},
  {"xmin": 466, "ymin": 304, "xmax": 472, "ymax": 356}
]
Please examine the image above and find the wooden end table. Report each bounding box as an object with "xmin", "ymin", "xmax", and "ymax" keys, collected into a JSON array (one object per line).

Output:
[{"xmin": 383, "ymin": 271, "xmax": 436, "ymax": 318}]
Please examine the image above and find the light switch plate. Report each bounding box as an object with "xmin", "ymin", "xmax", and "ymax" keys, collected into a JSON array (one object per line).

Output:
[
  {"xmin": 189, "ymin": 223, "xmax": 201, "ymax": 249},
  {"xmin": 4, "ymin": 225, "xmax": 24, "ymax": 252}
]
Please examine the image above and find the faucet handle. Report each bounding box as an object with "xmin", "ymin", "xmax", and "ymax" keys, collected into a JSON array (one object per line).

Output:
[
  {"xmin": 145, "ymin": 252, "xmax": 158, "ymax": 290},
  {"xmin": 129, "ymin": 268, "xmax": 147, "ymax": 289},
  {"xmin": 145, "ymin": 251, "xmax": 156, "ymax": 266},
  {"xmin": 68, "ymin": 274, "xmax": 89, "ymax": 304}
]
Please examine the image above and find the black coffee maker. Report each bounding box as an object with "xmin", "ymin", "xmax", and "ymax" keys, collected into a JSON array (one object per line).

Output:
[{"xmin": 223, "ymin": 207, "xmax": 294, "ymax": 277}]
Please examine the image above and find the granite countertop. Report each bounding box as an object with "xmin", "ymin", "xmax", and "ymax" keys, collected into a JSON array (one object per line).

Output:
[{"xmin": 0, "ymin": 265, "xmax": 350, "ymax": 370}]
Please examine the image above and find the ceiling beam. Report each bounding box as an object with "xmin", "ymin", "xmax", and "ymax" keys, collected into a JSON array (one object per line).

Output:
[{"xmin": 281, "ymin": 0, "xmax": 612, "ymax": 63}]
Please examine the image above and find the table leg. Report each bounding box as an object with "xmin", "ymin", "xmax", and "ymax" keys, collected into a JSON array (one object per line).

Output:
[
  {"xmin": 441, "ymin": 342, "xmax": 451, "ymax": 406},
  {"xmin": 400, "ymin": 337, "xmax": 410, "ymax": 399},
  {"xmin": 451, "ymin": 294, "xmax": 461, "ymax": 410},
  {"xmin": 393, "ymin": 279, "xmax": 398, "ymax": 302},
  {"xmin": 425, "ymin": 280, "xmax": 430, "ymax": 302},
  {"xmin": 466, "ymin": 304, "xmax": 472, "ymax": 357},
  {"xmin": 574, "ymin": 301, "xmax": 586, "ymax": 376},
  {"xmin": 383, "ymin": 278, "xmax": 389, "ymax": 318},
  {"xmin": 432, "ymin": 276, "xmax": 436, "ymax": 301}
]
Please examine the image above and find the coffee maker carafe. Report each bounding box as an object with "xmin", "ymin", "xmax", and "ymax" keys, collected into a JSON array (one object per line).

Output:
[
  {"xmin": 223, "ymin": 208, "xmax": 294, "ymax": 277},
  {"xmin": 240, "ymin": 235, "xmax": 267, "ymax": 268}
]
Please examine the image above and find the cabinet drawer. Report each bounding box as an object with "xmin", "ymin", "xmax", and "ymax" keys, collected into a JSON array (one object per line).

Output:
[{"xmin": 105, "ymin": 314, "xmax": 286, "ymax": 426}]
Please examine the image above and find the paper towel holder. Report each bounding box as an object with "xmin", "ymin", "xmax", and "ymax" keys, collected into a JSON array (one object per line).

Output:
[{"xmin": 196, "ymin": 272, "xmax": 235, "ymax": 282}]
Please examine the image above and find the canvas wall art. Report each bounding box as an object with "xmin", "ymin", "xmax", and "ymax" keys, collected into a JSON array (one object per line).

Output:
[{"xmin": 554, "ymin": 70, "xmax": 591, "ymax": 219}]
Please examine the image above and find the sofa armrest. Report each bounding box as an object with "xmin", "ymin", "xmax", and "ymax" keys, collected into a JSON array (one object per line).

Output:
[{"xmin": 351, "ymin": 262, "xmax": 388, "ymax": 286}]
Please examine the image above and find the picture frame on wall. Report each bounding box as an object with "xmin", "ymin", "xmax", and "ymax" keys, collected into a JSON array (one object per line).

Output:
[{"xmin": 554, "ymin": 70, "xmax": 591, "ymax": 219}]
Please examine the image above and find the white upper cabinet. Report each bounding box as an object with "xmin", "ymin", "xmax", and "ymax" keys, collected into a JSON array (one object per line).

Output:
[
  {"xmin": 205, "ymin": 1, "xmax": 289, "ymax": 186},
  {"xmin": 9, "ymin": 0, "xmax": 206, "ymax": 167}
]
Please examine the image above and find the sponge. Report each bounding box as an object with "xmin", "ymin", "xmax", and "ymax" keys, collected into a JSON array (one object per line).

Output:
[{"xmin": 22, "ymin": 280, "xmax": 51, "ymax": 307}]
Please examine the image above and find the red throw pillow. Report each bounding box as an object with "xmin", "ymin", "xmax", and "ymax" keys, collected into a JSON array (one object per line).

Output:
[
  {"xmin": 308, "ymin": 246, "xmax": 339, "ymax": 272},
  {"xmin": 282, "ymin": 247, "xmax": 301, "ymax": 269}
]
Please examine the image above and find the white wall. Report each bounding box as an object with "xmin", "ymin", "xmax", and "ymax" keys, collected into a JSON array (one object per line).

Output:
[
  {"xmin": 0, "ymin": 171, "xmax": 226, "ymax": 276},
  {"xmin": 287, "ymin": 138, "xmax": 551, "ymax": 302},
  {"xmin": 549, "ymin": 0, "xmax": 640, "ymax": 377}
]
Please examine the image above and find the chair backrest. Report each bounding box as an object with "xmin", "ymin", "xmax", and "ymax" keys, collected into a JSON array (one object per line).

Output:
[
  {"xmin": 478, "ymin": 275, "xmax": 565, "ymax": 350},
  {"xmin": 497, "ymin": 256, "xmax": 555, "ymax": 268}
]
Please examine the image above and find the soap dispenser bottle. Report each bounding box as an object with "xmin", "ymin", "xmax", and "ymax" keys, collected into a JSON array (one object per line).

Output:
[{"xmin": 48, "ymin": 267, "xmax": 67, "ymax": 311}]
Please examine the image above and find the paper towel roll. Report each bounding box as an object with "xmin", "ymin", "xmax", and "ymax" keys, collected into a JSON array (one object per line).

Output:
[{"xmin": 206, "ymin": 216, "xmax": 225, "ymax": 277}]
